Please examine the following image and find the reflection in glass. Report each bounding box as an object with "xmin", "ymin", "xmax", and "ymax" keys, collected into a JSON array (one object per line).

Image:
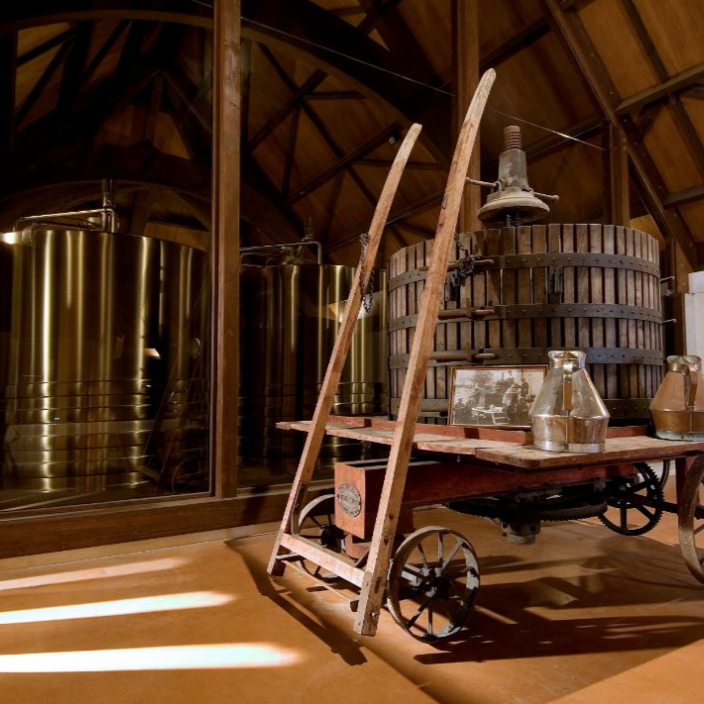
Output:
[{"xmin": 0, "ymin": 17, "xmax": 213, "ymax": 510}]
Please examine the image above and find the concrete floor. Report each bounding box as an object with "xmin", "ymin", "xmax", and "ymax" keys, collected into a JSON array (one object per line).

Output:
[{"xmin": 0, "ymin": 490, "xmax": 702, "ymax": 704}]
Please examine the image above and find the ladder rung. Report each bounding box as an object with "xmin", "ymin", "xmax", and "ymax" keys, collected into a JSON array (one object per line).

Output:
[{"xmin": 280, "ymin": 533, "xmax": 365, "ymax": 587}]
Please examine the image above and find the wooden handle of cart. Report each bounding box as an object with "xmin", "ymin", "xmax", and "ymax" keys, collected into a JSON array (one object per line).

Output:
[
  {"xmin": 353, "ymin": 68, "xmax": 497, "ymax": 636},
  {"xmin": 267, "ymin": 123, "xmax": 423, "ymax": 576}
]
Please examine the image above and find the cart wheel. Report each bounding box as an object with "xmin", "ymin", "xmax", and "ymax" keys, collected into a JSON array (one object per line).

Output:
[
  {"xmin": 598, "ymin": 462, "xmax": 664, "ymax": 536},
  {"xmin": 387, "ymin": 526, "xmax": 480, "ymax": 643},
  {"xmin": 294, "ymin": 494, "xmax": 345, "ymax": 583},
  {"xmin": 678, "ymin": 455, "xmax": 704, "ymax": 585}
]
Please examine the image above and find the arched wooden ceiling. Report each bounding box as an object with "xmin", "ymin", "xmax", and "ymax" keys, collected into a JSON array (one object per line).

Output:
[{"xmin": 0, "ymin": 0, "xmax": 702, "ymax": 268}]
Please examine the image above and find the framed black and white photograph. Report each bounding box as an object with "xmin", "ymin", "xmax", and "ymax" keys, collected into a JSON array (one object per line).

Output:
[{"xmin": 449, "ymin": 365, "xmax": 547, "ymax": 428}]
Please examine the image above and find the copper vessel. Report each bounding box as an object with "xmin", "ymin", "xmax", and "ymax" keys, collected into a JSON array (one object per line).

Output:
[
  {"xmin": 530, "ymin": 350, "xmax": 610, "ymax": 453},
  {"xmin": 650, "ymin": 355, "xmax": 704, "ymax": 441}
]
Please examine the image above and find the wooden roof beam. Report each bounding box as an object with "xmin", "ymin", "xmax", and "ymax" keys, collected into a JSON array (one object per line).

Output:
[
  {"xmin": 287, "ymin": 121, "xmax": 401, "ymax": 205},
  {"xmin": 616, "ymin": 62, "xmax": 704, "ymax": 115},
  {"xmin": 543, "ymin": 0, "xmax": 699, "ymax": 267},
  {"xmin": 58, "ymin": 22, "xmax": 92, "ymax": 115},
  {"xmin": 0, "ymin": 1, "xmax": 212, "ymax": 33},
  {"xmin": 664, "ymin": 184, "xmax": 704, "ymax": 209}
]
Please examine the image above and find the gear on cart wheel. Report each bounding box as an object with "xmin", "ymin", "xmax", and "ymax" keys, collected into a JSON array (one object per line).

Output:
[{"xmin": 598, "ymin": 462, "xmax": 664, "ymax": 536}]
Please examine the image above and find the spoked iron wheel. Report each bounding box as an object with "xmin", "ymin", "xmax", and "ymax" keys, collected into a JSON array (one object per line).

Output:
[
  {"xmin": 387, "ymin": 526, "xmax": 480, "ymax": 643},
  {"xmin": 678, "ymin": 455, "xmax": 704, "ymax": 585},
  {"xmin": 294, "ymin": 494, "xmax": 345, "ymax": 583},
  {"xmin": 598, "ymin": 462, "xmax": 664, "ymax": 536}
]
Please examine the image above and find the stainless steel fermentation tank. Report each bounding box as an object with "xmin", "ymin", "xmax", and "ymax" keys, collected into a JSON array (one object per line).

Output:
[
  {"xmin": 0, "ymin": 227, "xmax": 209, "ymax": 493},
  {"xmin": 238, "ymin": 264, "xmax": 387, "ymax": 482}
]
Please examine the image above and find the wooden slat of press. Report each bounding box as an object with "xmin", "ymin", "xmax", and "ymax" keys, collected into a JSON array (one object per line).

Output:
[
  {"xmin": 517, "ymin": 225, "xmax": 533, "ymax": 350},
  {"xmin": 562, "ymin": 224, "xmax": 576, "ymax": 347},
  {"xmin": 634, "ymin": 230, "xmax": 646, "ymax": 398},
  {"xmin": 590, "ymin": 224, "xmax": 606, "ymax": 398},
  {"xmin": 615, "ymin": 226, "xmax": 629, "ymax": 401},
  {"xmin": 625, "ymin": 228, "xmax": 638, "ymax": 399},
  {"xmin": 423, "ymin": 243, "xmax": 436, "ymax": 403},
  {"xmin": 486, "ymin": 228, "xmax": 502, "ymax": 350},
  {"xmin": 603, "ymin": 225, "xmax": 618, "ymax": 400},
  {"xmin": 532, "ymin": 225, "xmax": 548, "ymax": 349},
  {"xmin": 548, "ymin": 224, "xmax": 562, "ymax": 348},
  {"xmin": 472, "ymin": 229, "xmax": 487, "ymax": 355},
  {"xmin": 445, "ymin": 239, "xmax": 458, "ymax": 401},
  {"xmin": 576, "ymin": 224, "xmax": 590, "ymax": 350},
  {"xmin": 389, "ymin": 252, "xmax": 397, "ymax": 399},
  {"xmin": 502, "ymin": 227, "xmax": 517, "ymax": 349},
  {"xmin": 436, "ymin": 239, "xmax": 450, "ymax": 403}
]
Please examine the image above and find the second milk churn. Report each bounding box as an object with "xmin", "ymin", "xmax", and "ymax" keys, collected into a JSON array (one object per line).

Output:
[
  {"xmin": 530, "ymin": 350, "xmax": 610, "ymax": 453},
  {"xmin": 650, "ymin": 355, "xmax": 704, "ymax": 441}
]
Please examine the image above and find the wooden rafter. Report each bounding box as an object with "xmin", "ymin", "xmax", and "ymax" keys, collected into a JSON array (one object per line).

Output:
[
  {"xmin": 287, "ymin": 121, "xmax": 401, "ymax": 205},
  {"xmin": 306, "ymin": 90, "xmax": 365, "ymax": 101},
  {"xmin": 357, "ymin": 158, "xmax": 443, "ymax": 171},
  {"xmin": 616, "ymin": 62, "xmax": 704, "ymax": 115},
  {"xmin": 618, "ymin": 0, "xmax": 704, "ymax": 181},
  {"xmin": 664, "ymin": 184, "xmax": 704, "ymax": 210},
  {"xmin": 543, "ymin": 0, "xmax": 699, "ymax": 268}
]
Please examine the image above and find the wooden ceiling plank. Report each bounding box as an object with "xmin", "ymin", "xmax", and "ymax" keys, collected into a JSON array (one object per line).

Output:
[
  {"xmin": 129, "ymin": 188, "xmax": 155, "ymax": 236},
  {"xmin": 281, "ymin": 105, "xmax": 300, "ymax": 197},
  {"xmin": 321, "ymin": 170, "xmax": 345, "ymax": 244},
  {"xmin": 357, "ymin": 158, "xmax": 444, "ymax": 171},
  {"xmin": 58, "ymin": 21, "xmax": 92, "ymax": 114},
  {"xmin": 165, "ymin": 67, "xmax": 212, "ymax": 134},
  {"xmin": 634, "ymin": 102, "xmax": 664, "ymax": 142},
  {"xmin": 81, "ymin": 19, "xmax": 129, "ymax": 85},
  {"xmin": 306, "ymin": 90, "xmax": 365, "ymax": 101},
  {"xmin": 287, "ymin": 121, "xmax": 401, "ymax": 205},
  {"xmin": 618, "ymin": 0, "xmax": 704, "ymax": 182},
  {"xmin": 18, "ymin": 27, "xmax": 75, "ymax": 67},
  {"xmin": 480, "ymin": 18, "xmax": 550, "ymax": 71},
  {"xmin": 0, "ymin": 32, "xmax": 17, "ymax": 156},
  {"xmin": 356, "ymin": 0, "xmax": 439, "ymax": 86},
  {"xmin": 15, "ymin": 37, "xmax": 73, "ymax": 126},
  {"xmin": 246, "ymin": 68, "xmax": 326, "ymax": 152},
  {"xmin": 143, "ymin": 73, "xmax": 164, "ymax": 144},
  {"xmin": 681, "ymin": 85, "xmax": 704, "ymax": 101},
  {"xmin": 543, "ymin": 0, "xmax": 699, "ymax": 267}
]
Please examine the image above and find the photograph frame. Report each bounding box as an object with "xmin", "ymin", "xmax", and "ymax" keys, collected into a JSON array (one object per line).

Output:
[{"xmin": 448, "ymin": 365, "xmax": 548, "ymax": 429}]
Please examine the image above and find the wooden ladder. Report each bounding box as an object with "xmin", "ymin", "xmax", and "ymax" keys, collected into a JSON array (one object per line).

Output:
[{"xmin": 268, "ymin": 69, "xmax": 496, "ymax": 637}]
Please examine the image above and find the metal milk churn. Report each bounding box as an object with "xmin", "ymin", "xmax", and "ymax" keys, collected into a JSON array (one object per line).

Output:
[
  {"xmin": 530, "ymin": 350, "xmax": 610, "ymax": 453},
  {"xmin": 650, "ymin": 355, "xmax": 704, "ymax": 441}
]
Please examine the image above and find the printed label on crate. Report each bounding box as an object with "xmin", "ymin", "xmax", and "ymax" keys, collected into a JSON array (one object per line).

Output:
[{"xmin": 337, "ymin": 483, "xmax": 362, "ymax": 517}]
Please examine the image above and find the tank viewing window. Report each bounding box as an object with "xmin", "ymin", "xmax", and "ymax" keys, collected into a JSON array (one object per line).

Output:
[{"xmin": 0, "ymin": 14, "xmax": 214, "ymax": 510}]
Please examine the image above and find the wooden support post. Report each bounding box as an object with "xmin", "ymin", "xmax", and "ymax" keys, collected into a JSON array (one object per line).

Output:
[
  {"xmin": 606, "ymin": 122, "xmax": 630, "ymax": 226},
  {"xmin": 213, "ymin": 0, "xmax": 241, "ymax": 498},
  {"xmin": 454, "ymin": 0, "xmax": 481, "ymax": 235},
  {"xmin": 353, "ymin": 69, "xmax": 496, "ymax": 636},
  {"xmin": 267, "ymin": 123, "xmax": 423, "ymax": 576}
]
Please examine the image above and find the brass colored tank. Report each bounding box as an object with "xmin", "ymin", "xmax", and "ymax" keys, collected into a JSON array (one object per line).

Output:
[{"xmin": 238, "ymin": 264, "xmax": 387, "ymax": 485}]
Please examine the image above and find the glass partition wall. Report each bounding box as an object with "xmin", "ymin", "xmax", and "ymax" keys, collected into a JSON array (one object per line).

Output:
[{"xmin": 0, "ymin": 14, "xmax": 214, "ymax": 512}]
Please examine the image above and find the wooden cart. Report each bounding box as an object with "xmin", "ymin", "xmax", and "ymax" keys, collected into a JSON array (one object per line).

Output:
[
  {"xmin": 271, "ymin": 416, "xmax": 704, "ymax": 642},
  {"xmin": 267, "ymin": 69, "xmax": 703, "ymax": 642}
]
